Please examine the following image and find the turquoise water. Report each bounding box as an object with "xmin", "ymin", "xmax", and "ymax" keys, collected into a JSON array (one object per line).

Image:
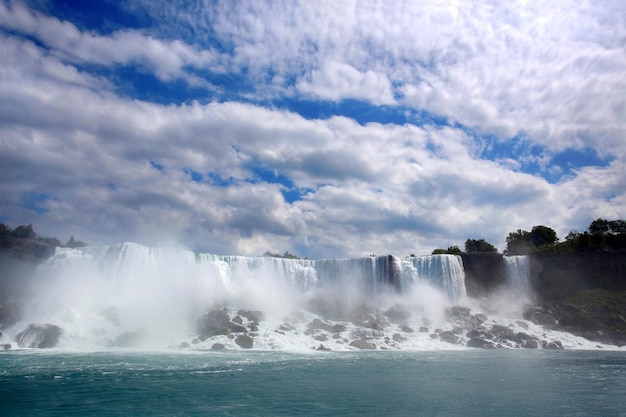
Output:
[{"xmin": 1, "ymin": 350, "xmax": 625, "ymax": 416}]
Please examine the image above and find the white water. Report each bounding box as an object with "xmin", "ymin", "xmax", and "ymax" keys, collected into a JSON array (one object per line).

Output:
[
  {"xmin": 3, "ymin": 243, "xmax": 611, "ymax": 351},
  {"xmin": 503, "ymin": 255, "xmax": 532, "ymax": 301}
]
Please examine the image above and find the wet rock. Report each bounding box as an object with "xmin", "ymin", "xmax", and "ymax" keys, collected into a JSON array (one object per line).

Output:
[
  {"xmin": 211, "ymin": 343, "xmax": 226, "ymax": 351},
  {"xmin": 16, "ymin": 323, "xmax": 62, "ymax": 348},
  {"xmin": 524, "ymin": 339, "xmax": 540, "ymax": 349},
  {"xmin": 490, "ymin": 324, "xmax": 514, "ymax": 338},
  {"xmin": 232, "ymin": 315, "xmax": 243, "ymax": 325},
  {"xmin": 352, "ymin": 328, "xmax": 384, "ymax": 339},
  {"xmin": 238, "ymin": 310, "xmax": 265, "ymax": 323},
  {"xmin": 308, "ymin": 318, "xmax": 335, "ymax": 333},
  {"xmin": 364, "ymin": 317, "xmax": 388, "ymax": 331},
  {"xmin": 179, "ymin": 342, "xmax": 190, "ymax": 349},
  {"xmin": 392, "ymin": 333, "xmax": 405, "ymax": 342},
  {"xmin": 544, "ymin": 340, "xmax": 564, "ymax": 349},
  {"xmin": 349, "ymin": 340, "xmax": 376, "ymax": 350},
  {"xmin": 401, "ymin": 325, "xmax": 415, "ymax": 333},
  {"xmin": 524, "ymin": 308, "xmax": 558, "ymax": 329},
  {"xmin": 466, "ymin": 337, "xmax": 495, "ymax": 349},
  {"xmin": 196, "ymin": 309, "xmax": 246, "ymax": 338},
  {"xmin": 235, "ymin": 334, "xmax": 254, "ymax": 349},
  {"xmin": 418, "ymin": 326, "xmax": 428, "ymax": 333},
  {"xmin": 316, "ymin": 344, "xmax": 331, "ymax": 351},
  {"xmin": 473, "ymin": 313, "xmax": 488, "ymax": 325},
  {"xmin": 333, "ymin": 324, "xmax": 347, "ymax": 333},
  {"xmin": 439, "ymin": 330, "xmax": 460, "ymax": 344},
  {"xmin": 1, "ymin": 343, "xmax": 11, "ymax": 350},
  {"xmin": 314, "ymin": 334, "xmax": 328, "ymax": 342}
]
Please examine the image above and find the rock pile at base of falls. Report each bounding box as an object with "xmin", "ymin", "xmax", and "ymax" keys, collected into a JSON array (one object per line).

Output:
[
  {"xmin": 192, "ymin": 308, "xmax": 264, "ymax": 349},
  {"xmin": 523, "ymin": 288, "xmax": 626, "ymax": 347},
  {"xmin": 424, "ymin": 306, "xmax": 563, "ymax": 349},
  {"xmin": 15, "ymin": 323, "xmax": 62, "ymax": 348},
  {"xmin": 182, "ymin": 304, "xmax": 565, "ymax": 351}
]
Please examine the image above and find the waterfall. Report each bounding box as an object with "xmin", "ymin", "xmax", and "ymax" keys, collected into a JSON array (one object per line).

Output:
[
  {"xmin": 38, "ymin": 244, "xmax": 467, "ymax": 308},
  {"xmin": 401, "ymin": 255, "xmax": 467, "ymax": 302},
  {"xmin": 9, "ymin": 243, "xmax": 472, "ymax": 348},
  {"xmin": 503, "ymin": 255, "xmax": 531, "ymax": 300}
]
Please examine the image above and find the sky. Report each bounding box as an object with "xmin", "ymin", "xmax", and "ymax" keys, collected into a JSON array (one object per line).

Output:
[{"xmin": 0, "ymin": 0, "xmax": 625, "ymax": 258}]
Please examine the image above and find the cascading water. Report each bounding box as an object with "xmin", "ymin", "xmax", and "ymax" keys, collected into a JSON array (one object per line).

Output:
[
  {"xmin": 4, "ymin": 243, "xmax": 591, "ymax": 351},
  {"xmin": 503, "ymin": 255, "xmax": 531, "ymax": 301}
]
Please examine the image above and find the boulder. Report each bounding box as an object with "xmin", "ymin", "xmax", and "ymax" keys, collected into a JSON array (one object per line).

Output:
[
  {"xmin": 392, "ymin": 333, "xmax": 405, "ymax": 342},
  {"xmin": 349, "ymin": 340, "xmax": 376, "ymax": 350},
  {"xmin": 211, "ymin": 343, "xmax": 226, "ymax": 351},
  {"xmin": 544, "ymin": 340, "xmax": 564, "ymax": 349},
  {"xmin": 316, "ymin": 344, "xmax": 331, "ymax": 351},
  {"xmin": 196, "ymin": 309, "xmax": 246, "ymax": 338},
  {"xmin": 235, "ymin": 334, "xmax": 254, "ymax": 349},
  {"xmin": 401, "ymin": 325, "xmax": 415, "ymax": 333},
  {"xmin": 490, "ymin": 324, "xmax": 514, "ymax": 338},
  {"xmin": 418, "ymin": 326, "xmax": 428, "ymax": 333},
  {"xmin": 15, "ymin": 323, "xmax": 62, "ymax": 348},
  {"xmin": 473, "ymin": 313, "xmax": 489, "ymax": 325},
  {"xmin": 364, "ymin": 317, "xmax": 388, "ymax": 331},
  {"xmin": 308, "ymin": 319, "xmax": 335, "ymax": 333},
  {"xmin": 239, "ymin": 310, "xmax": 265, "ymax": 324},
  {"xmin": 333, "ymin": 324, "xmax": 347, "ymax": 333},
  {"xmin": 438, "ymin": 330, "xmax": 460, "ymax": 344},
  {"xmin": 466, "ymin": 337, "xmax": 495, "ymax": 349},
  {"xmin": 524, "ymin": 339, "xmax": 540, "ymax": 349},
  {"xmin": 1, "ymin": 343, "xmax": 11, "ymax": 350}
]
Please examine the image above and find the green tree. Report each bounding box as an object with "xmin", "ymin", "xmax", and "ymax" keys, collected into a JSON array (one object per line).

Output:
[
  {"xmin": 529, "ymin": 225, "xmax": 558, "ymax": 248},
  {"xmin": 589, "ymin": 218, "xmax": 610, "ymax": 235},
  {"xmin": 446, "ymin": 245, "xmax": 463, "ymax": 255},
  {"xmin": 0, "ymin": 223, "xmax": 11, "ymax": 236},
  {"xmin": 505, "ymin": 229, "xmax": 532, "ymax": 255},
  {"xmin": 11, "ymin": 224, "xmax": 37, "ymax": 240},
  {"xmin": 464, "ymin": 238, "xmax": 498, "ymax": 253}
]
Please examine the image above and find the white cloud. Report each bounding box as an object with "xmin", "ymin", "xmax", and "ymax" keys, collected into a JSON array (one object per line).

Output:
[
  {"xmin": 296, "ymin": 60, "xmax": 395, "ymax": 104},
  {"xmin": 0, "ymin": 1, "xmax": 221, "ymax": 85},
  {"xmin": 1, "ymin": 0, "xmax": 625, "ymax": 257}
]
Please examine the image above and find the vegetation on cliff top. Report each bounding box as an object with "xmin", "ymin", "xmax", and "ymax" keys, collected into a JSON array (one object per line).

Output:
[
  {"xmin": 0, "ymin": 223, "xmax": 86, "ymax": 262},
  {"xmin": 433, "ymin": 218, "xmax": 626, "ymax": 256}
]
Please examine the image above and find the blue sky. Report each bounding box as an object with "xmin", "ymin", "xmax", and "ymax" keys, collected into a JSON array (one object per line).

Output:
[{"xmin": 0, "ymin": 0, "xmax": 624, "ymax": 257}]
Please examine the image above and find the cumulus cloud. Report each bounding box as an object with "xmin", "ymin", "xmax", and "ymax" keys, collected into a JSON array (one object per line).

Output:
[{"xmin": 0, "ymin": 0, "xmax": 624, "ymax": 257}]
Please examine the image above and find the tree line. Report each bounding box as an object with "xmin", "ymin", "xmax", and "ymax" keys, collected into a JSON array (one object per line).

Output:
[
  {"xmin": 433, "ymin": 218, "xmax": 626, "ymax": 256},
  {"xmin": 0, "ymin": 223, "xmax": 86, "ymax": 249}
]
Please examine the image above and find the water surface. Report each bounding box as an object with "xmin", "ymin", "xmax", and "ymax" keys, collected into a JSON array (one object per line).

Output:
[{"xmin": 1, "ymin": 349, "xmax": 625, "ymax": 416}]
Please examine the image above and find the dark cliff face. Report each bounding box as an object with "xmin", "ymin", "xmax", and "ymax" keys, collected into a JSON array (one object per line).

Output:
[
  {"xmin": 529, "ymin": 252, "xmax": 626, "ymax": 302},
  {"xmin": 462, "ymin": 251, "xmax": 626, "ymax": 301},
  {"xmin": 461, "ymin": 251, "xmax": 626, "ymax": 345},
  {"xmin": 460, "ymin": 253, "xmax": 507, "ymax": 298}
]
